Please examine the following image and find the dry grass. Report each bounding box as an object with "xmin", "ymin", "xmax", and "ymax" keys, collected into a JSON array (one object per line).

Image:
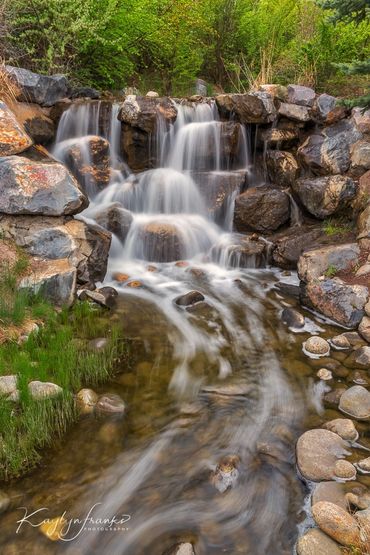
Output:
[{"xmin": 0, "ymin": 60, "xmax": 20, "ymax": 104}]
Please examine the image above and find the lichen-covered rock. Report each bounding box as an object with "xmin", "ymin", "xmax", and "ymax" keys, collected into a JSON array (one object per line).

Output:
[
  {"xmin": 234, "ymin": 186, "xmax": 290, "ymax": 233},
  {"xmin": 215, "ymin": 92, "xmax": 276, "ymax": 124},
  {"xmin": 0, "ymin": 156, "xmax": 87, "ymax": 216},
  {"xmin": 351, "ymin": 140, "xmax": 370, "ymax": 176},
  {"xmin": 292, "ymin": 175, "xmax": 356, "ymax": 219},
  {"xmin": 5, "ymin": 66, "xmax": 70, "ymax": 106},
  {"xmin": 0, "ymin": 215, "xmax": 111, "ymax": 285},
  {"xmin": 312, "ymin": 501, "xmax": 362, "ymax": 548},
  {"xmin": 304, "ymin": 278, "xmax": 368, "ymax": 328},
  {"xmin": 296, "ymin": 429, "xmax": 350, "ymax": 481},
  {"xmin": 298, "ymin": 243, "xmax": 360, "ymax": 282},
  {"xmin": 298, "ymin": 120, "xmax": 362, "ymax": 175},
  {"xmin": 19, "ymin": 258, "xmax": 76, "ymax": 307},
  {"xmin": 266, "ymin": 150, "xmax": 299, "ymax": 187},
  {"xmin": 0, "ymin": 101, "xmax": 33, "ymax": 155},
  {"xmin": 287, "ymin": 84, "xmax": 316, "ymax": 107},
  {"xmin": 278, "ymin": 103, "xmax": 311, "ymax": 122}
]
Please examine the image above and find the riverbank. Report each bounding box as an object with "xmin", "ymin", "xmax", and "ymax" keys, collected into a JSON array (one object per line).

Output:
[{"xmin": 0, "ymin": 239, "xmax": 128, "ymax": 481}]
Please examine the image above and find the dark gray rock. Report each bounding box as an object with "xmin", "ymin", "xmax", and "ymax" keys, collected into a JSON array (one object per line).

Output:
[
  {"xmin": 287, "ymin": 84, "xmax": 316, "ymax": 107},
  {"xmin": 292, "ymin": 175, "xmax": 356, "ymax": 219},
  {"xmin": 5, "ymin": 66, "xmax": 70, "ymax": 106},
  {"xmin": 234, "ymin": 186, "xmax": 290, "ymax": 233},
  {"xmin": 175, "ymin": 290, "xmax": 205, "ymax": 306}
]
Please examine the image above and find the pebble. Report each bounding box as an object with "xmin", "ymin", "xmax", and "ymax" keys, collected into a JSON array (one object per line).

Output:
[
  {"xmin": 339, "ymin": 385, "xmax": 370, "ymax": 420},
  {"xmin": 356, "ymin": 457, "xmax": 370, "ymax": 473},
  {"xmin": 334, "ymin": 459, "xmax": 356, "ymax": 481},
  {"xmin": 323, "ymin": 418, "xmax": 358, "ymax": 441},
  {"xmin": 76, "ymin": 388, "xmax": 98, "ymax": 414},
  {"xmin": 317, "ymin": 368, "xmax": 333, "ymax": 381}
]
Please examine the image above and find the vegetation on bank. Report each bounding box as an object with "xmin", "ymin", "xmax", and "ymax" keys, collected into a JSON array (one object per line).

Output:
[
  {"xmin": 0, "ymin": 244, "xmax": 127, "ymax": 481},
  {"xmin": 0, "ymin": 0, "xmax": 369, "ymax": 99}
]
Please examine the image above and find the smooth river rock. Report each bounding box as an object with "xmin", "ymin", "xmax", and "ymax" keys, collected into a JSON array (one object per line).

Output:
[
  {"xmin": 312, "ymin": 501, "xmax": 361, "ymax": 548},
  {"xmin": 296, "ymin": 429, "xmax": 350, "ymax": 481},
  {"xmin": 296, "ymin": 528, "xmax": 341, "ymax": 555},
  {"xmin": 339, "ymin": 386, "xmax": 370, "ymax": 420},
  {"xmin": 95, "ymin": 394, "xmax": 126, "ymax": 416},
  {"xmin": 304, "ymin": 336, "xmax": 330, "ymax": 357},
  {"xmin": 281, "ymin": 307, "xmax": 305, "ymax": 328},
  {"xmin": 323, "ymin": 419, "xmax": 358, "ymax": 442}
]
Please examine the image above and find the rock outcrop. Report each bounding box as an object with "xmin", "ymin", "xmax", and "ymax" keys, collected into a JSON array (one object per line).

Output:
[{"xmin": 234, "ymin": 186, "xmax": 290, "ymax": 232}]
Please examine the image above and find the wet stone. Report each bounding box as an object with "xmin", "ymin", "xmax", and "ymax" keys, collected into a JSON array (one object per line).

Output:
[
  {"xmin": 330, "ymin": 335, "xmax": 351, "ymax": 350},
  {"xmin": 175, "ymin": 290, "xmax": 205, "ymax": 307},
  {"xmin": 76, "ymin": 388, "xmax": 98, "ymax": 414},
  {"xmin": 281, "ymin": 307, "xmax": 305, "ymax": 328},
  {"xmin": 311, "ymin": 481, "xmax": 348, "ymax": 510},
  {"xmin": 296, "ymin": 528, "xmax": 341, "ymax": 555},
  {"xmin": 345, "ymin": 346, "xmax": 370, "ymax": 368},
  {"xmin": 304, "ymin": 336, "xmax": 330, "ymax": 357},
  {"xmin": 317, "ymin": 368, "xmax": 333, "ymax": 381},
  {"xmin": 296, "ymin": 429, "xmax": 350, "ymax": 481},
  {"xmin": 95, "ymin": 393, "xmax": 126, "ymax": 416},
  {"xmin": 211, "ymin": 455, "xmax": 240, "ymax": 493},
  {"xmin": 324, "ymin": 388, "xmax": 347, "ymax": 407},
  {"xmin": 339, "ymin": 385, "xmax": 370, "ymax": 420},
  {"xmin": 356, "ymin": 457, "xmax": 370, "ymax": 473},
  {"xmin": 312, "ymin": 501, "xmax": 362, "ymax": 548},
  {"xmin": 323, "ymin": 419, "xmax": 358, "ymax": 442},
  {"xmin": 334, "ymin": 460, "xmax": 356, "ymax": 481}
]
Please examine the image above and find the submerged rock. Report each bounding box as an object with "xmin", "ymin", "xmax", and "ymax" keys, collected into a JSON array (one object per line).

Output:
[
  {"xmin": 139, "ymin": 222, "xmax": 184, "ymax": 262},
  {"xmin": 0, "ymin": 101, "xmax": 33, "ymax": 155},
  {"xmin": 345, "ymin": 346, "xmax": 370, "ymax": 368},
  {"xmin": 312, "ymin": 501, "xmax": 362, "ymax": 548},
  {"xmin": 296, "ymin": 429, "xmax": 349, "ymax": 481},
  {"xmin": 76, "ymin": 388, "xmax": 98, "ymax": 415},
  {"xmin": 234, "ymin": 186, "xmax": 290, "ymax": 233},
  {"xmin": 281, "ymin": 307, "xmax": 305, "ymax": 328},
  {"xmin": 211, "ymin": 455, "xmax": 240, "ymax": 493},
  {"xmin": 317, "ymin": 368, "xmax": 333, "ymax": 381},
  {"xmin": 175, "ymin": 291, "xmax": 205, "ymax": 307},
  {"xmin": 95, "ymin": 394, "xmax": 126, "ymax": 416},
  {"xmin": 0, "ymin": 156, "xmax": 88, "ymax": 216},
  {"xmin": 0, "ymin": 492, "xmax": 10, "ymax": 515},
  {"xmin": 40, "ymin": 515, "xmax": 67, "ymax": 541},
  {"xmin": 339, "ymin": 385, "xmax": 370, "ymax": 420}
]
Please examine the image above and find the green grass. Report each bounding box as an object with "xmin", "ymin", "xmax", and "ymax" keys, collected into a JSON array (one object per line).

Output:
[
  {"xmin": 325, "ymin": 264, "xmax": 338, "ymax": 278},
  {"xmin": 0, "ymin": 301, "xmax": 127, "ymax": 481},
  {"xmin": 322, "ymin": 217, "xmax": 353, "ymax": 237},
  {"xmin": 0, "ymin": 243, "xmax": 128, "ymax": 481}
]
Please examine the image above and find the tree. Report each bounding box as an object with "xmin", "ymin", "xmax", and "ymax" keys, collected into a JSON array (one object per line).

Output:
[{"xmin": 318, "ymin": 0, "xmax": 370, "ymax": 107}]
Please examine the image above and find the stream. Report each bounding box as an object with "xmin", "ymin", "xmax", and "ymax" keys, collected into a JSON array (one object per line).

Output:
[{"xmin": 0, "ymin": 99, "xmax": 351, "ymax": 555}]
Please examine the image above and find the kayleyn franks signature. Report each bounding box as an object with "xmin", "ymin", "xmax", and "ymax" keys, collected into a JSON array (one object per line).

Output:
[{"xmin": 16, "ymin": 503, "xmax": 131, "ymax": 541}]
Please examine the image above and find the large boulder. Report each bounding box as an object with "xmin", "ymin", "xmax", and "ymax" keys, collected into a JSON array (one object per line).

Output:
[
  {"xmin": 139, "ymin": 222, "xmax": 184, "ymax": 262},
  {"xmin": 296, "ymin": 528, "xmax": 341, "ymax": 555},
  {"xmin": 118, "ymin": 95, "xmax": 177, "ymax": 133},
  {"xmin": 292, "ymin": 175, "xmax": 356, "ymax": 219},
  {"xmin": 5, "ymin": 66, "xmax": 70, "ymax": 106},
  {"xmin": 234, "ymin": 186, "xmax": 290, "ymax": 233},
  {"xmin": 303, "ymin": 277, "xmax": 368, "ymax": 328},
  {"xmin": 352, "ymin": 107, "xmax": 370, "ymax": 135},
  {"xmin": 10, "ymin": 102, "xmax": 55, "ymax": 145},
  {"xmin": 358, "ymin": 204, "xmax": 370, "ymax": 248},
  {"xmin": 287, "ymin": 84, "xmax": 316, "ymax": 107},
  {"xmin": 19, "ymin": 258, "xmax": 76, "ymax": 307},
  {"xmin": 271, "ymin": 224, "xmax": 330, "ymax": 269},
  {"xmin": 56, "ymin": 135, "xmax": 111, "ymax": 193},
  {"xmin": 296, "ymin": 429, "xmax": 350, "ymax": 481},
  {"xmin": 298, "ymin": 119, "xmax": 362, "ymax": 175},
  {"xmin": 351, "ymin": 140, "xmax": 370, "ymax": 176},
  {"xmin": 0, "ymin": 216, "xmax": 111, "ymax": 285},
  {"xmin": 278, "ymin": 103, "xmax": 311, "ymax": 122},
  {"xmin": 266, "ymin": 150, "xmax": 299, "ymax": 187},
  {"xmin": 0, "ymin": 156, "xmax": 88, "ymax": 216},
  {"xmin": 93, "ymin": 202, "xmax": 133, "ymax": 242},
  {"xmin": 0, "ymin": 101, "xmax": 33, "ymax": 155},
  {"xmin": 215, "ymin": 92, "xmax": 276, "ymax": 124},
  {"xmin": 191, "ymin": 170, "xmax": 247, "ymax": 219},
  {"xmin": 298, "ymin": 243, "xmax": 360, "ymax": 282},
  {"xmin": 314, "ymin": 93, "xmax": 337, "ymax": 121}
]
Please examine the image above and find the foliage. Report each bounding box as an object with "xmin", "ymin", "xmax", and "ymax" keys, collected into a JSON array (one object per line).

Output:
[
  {"xmin": 1, "ymin": 0, "xmax": 370, "ymax": 97},
  {"xmin": 322, "ymin": 217, "xmax": 353, "ymax": 236},
  {"xmin": 325, "ymin": 264, "xmax": 338, "ymax": 277}
]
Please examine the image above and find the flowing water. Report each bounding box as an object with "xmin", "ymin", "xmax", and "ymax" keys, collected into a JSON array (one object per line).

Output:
[{"xmin": 0, "ymin": 100, "xmax": 354, "ymax": 555}]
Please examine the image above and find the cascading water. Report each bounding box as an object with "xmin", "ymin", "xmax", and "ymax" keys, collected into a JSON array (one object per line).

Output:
[{"xmin": 0, "ymin": 98, "xmax": 328, "ymax": 555}]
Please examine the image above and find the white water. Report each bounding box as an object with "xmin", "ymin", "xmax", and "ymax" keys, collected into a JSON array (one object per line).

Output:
[{"xmin": 50, "ymin": 99, "xmax": 306, "ymax": 555}]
